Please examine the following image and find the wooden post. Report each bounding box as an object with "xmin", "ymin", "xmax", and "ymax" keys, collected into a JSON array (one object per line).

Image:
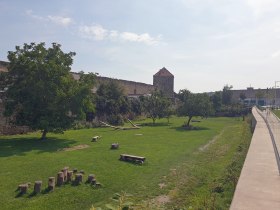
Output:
[
  {"xmin": 67, "ymin": 171, "xmax": 73, "ymax": 182},
  {"xmin": 57, "ymin": 172, "xmax": 64, "ymax": 186},
  {"xmin": 62, "ymin": 167, "xmax": 69, "ymax": 180},
  {"xmin": 111, "ymin": 143, "xmax": 119, "ymax": 149},
  {"xmin": 48, "ymin": 177, "xmax": 55, "ymax": 191},
  {"xmin": 34, "ymin": 181, "xmax": 42, "ymax": 193},
  {"xmin": 87, "ymin": 174, "xmax": 95, "ymax": 183},
  {"xmin": 75, "ymin": 173, "xmax": 83, "ymax": 184},
  {"xmin": 19, "ymin": 184, "xmax": 28, "ymax": 194}
]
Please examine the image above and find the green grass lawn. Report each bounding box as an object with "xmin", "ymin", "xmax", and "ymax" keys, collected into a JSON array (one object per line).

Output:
[
  {"xmin": 273, "ymin": 109, "xmax": 280, "ymax": 118},
  {"xmin": 0, "ymin": 116, "xmax": 251, "ymax": 210}
]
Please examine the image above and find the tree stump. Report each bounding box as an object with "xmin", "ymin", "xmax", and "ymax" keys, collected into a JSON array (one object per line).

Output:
[
  {"xmin": 87, "ymin": 174, "xmax": 95, "ymax": 183},
  {"xmin": 67, "ymin": 171, "xmax": 73, "ymax": 182},
  {"xmin": 62, "ymin": 167, "xmax": 69, "ymax": 180},
  {"xmin": 48, "ymin": 177, "xmax": 55, "ymax": 191},
  {"xmin": 34, "ymin": 181, "xmax": 42, "ymax": 193},
  {"xmin": 75, "ymin": 173, "xmax": 83, "ymax": 184},
  {"xmin": 111, "ymin": 143, "xmax": 119, "ymax": 149},
  {"xmin": 91, "ymin": 178, "xmax": 96, "ymax": 185},
  {"xmin": 19, "ymin": 184, "xmax": 28, "ymax": 194},
  {"xmin": 57, "ymin": 172, "xmax": 64, "ymax": 186}
]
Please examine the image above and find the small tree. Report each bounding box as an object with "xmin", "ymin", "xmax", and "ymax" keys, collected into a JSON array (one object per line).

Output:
[
  {"xmin": 4, "ymin": 42, "xmax": 96, "ymax": 139},
  {"xmin": 177, "ymin": 89, "xmax": 212, "ymax": 127},
  {"xmin": 142, "ymin": 91, "xmax": 171, "ymax": 124}
]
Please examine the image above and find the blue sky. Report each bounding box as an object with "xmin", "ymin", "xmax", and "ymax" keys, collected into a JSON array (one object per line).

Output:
[{"xmin": 1, "ymin": 0, "xmax": 280, "ymax": 92}]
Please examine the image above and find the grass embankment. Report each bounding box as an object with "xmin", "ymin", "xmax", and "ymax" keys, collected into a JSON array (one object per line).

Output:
[
  {"xmin": 0, "ymin": 117, "xmax": 251, "ymax": 210},
  {"xmin": 273, "ymin": 109, "xmax": 280, "ymax": 118}
]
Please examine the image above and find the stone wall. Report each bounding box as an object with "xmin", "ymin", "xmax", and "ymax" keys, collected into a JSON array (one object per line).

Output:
[
  {"xmin": 72, "ymin": 73, "xmax": 155, "ymax": 96},
  {"xmin": 153, "ymin": 75, "xmax": 174, "ymax": 98},
  {"xmin": 97, "ymin": 76, "xmax": 155, "ymax": 96},
  {"xmin": 0, "ymin": 60, "xmax": 8, "ymax": 72}
]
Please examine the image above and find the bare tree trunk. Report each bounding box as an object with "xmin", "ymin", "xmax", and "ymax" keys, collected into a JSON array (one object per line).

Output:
[
  {"xmin": 187, "ymin": 116, "xmax": 192, "ymax": 127},
  {"xmin": 41, "ymin": 129, "xmax": 47, "ymax": 140}
]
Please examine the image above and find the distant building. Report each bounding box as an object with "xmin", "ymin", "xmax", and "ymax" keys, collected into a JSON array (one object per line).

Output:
[
  {"xmin": 153, "ymin": 67, "xmax": 174, "ymax": 98},
  {"xmin": 231, "ymin": 87, "xmax": 280, "ymax": 107},
  {"xmin": 72, "ymin": 67, "xmax": 175, "ymax": 99}
]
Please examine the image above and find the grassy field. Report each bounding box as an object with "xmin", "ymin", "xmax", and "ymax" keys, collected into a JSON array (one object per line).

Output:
[
  {"xmin": 273, "ymin": 109, "xmax": 280, "ymax": 118},
  {"xmin": 0, "ymin": 116, "xmax": 251, "ymax": 210}
]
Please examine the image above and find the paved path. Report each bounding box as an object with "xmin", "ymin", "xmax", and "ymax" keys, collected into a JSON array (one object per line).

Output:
[{"xmin": 230, "ymin": 107, "xmax": 280, "ymax": 210}]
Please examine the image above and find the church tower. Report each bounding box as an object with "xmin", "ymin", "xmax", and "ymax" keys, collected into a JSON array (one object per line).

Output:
[{"xmin": 153, "ymin": 67, "xmax": 174, "ymax": 98}]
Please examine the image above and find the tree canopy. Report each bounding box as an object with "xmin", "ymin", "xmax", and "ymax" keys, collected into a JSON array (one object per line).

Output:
[
  {"xmin": 142, "ymin": 91, "xmax": 171, "ymax": 124},
  {"xmin": 177, "ymin": 89, "xmax": 212, "ymax": 127},
  {"xmin": 95, "ymin": 80, "xmax": 130, "ymax": 125},
  {"xmin": 4, "ymin": 42, "xmax": 96, "ymax": 139}
]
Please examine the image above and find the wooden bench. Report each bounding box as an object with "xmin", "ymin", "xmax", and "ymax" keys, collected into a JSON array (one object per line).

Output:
[{"xmin": 119, "ymin": 154, "xmax": 145, "ymax": 164}]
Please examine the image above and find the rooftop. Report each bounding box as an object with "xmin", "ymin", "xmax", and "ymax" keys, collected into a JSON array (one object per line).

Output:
[{"xmin": 154, "ymin": 67, "xmax": 174, "ymax": 77}]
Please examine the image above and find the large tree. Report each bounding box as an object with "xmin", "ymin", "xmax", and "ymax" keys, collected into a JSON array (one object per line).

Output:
[
  {"xmin": 4, "ymin": 42, "xmax": 95, "ymax": 139},
  {"xmin": 177, "ymin": 89, "xmax": 212, "ymax": 127}
]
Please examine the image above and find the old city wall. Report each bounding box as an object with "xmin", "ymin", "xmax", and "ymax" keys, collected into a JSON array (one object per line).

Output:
[{"xmin": 97, "ymin": 76, "xmax": 155, "ymax": 95}]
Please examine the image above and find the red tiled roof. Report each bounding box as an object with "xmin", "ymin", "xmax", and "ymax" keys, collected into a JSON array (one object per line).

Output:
[{"xmin": 154, "ymin": 67, "xmax": 173, "ymax": 77}]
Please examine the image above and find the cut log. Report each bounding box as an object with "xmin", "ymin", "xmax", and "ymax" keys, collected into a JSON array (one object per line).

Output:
[
  {"xmin": 87, "ymin": 174, "xmax": 95, "ymax": 183},
  {"xmin": 111, "ymin": 143, "xmax": 119, "ymax": 149},
  {"xmin": 57, "ymin": 172, "xmax": 64, "ymax": 186},
  {"xmin": 100, "ymin": 121, "xmax": 140, "ymax": 130},
  {"xmin": 48, "ymin": 177, "xmax": 55, "ymax": 191},
  {"xmin": 75, "ymin": 173, "xmax": 83, "ymax": 184},
  {"xmin": 62, "ymin": 167, "xmax": 69, "ymax": 180},
  {"xmin": 67, "ymin": 171, "xmax": 73, "ymax": 182},
  {"xmin": 19, "ymin": 184, "xmax": 28, "ymax": 194},
  {"xmin": 92, "ymin": 136, "xmax": 101, "ymax": 142},
  {"xmin": 34, "ymin": 181, "xmax": 42, "ymax": 193}
]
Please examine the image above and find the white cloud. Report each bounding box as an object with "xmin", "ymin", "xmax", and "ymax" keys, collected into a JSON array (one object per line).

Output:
[
  {"xmin": 120, "ymin": 32, "xmax": 160, "ymax": 45},
  {"xmin": 47, "ymin": 15, "xmax": 73, "ymax": 27},
  {"xmin": 79, "ymin": 24, "xmax": 108, "ymax": 40},
  {"xmin": 79, "ymin": 24, "xmax": 161, "ymax": 45},
  {"xmin": 26, "ymin": 10, "xmax": 73, "ymax": 27}
]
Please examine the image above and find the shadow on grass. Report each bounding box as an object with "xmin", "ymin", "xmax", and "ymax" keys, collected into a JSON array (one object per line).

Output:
[
  {"xmin": 0, "ymin": 137, "xmax": 77, "ymax": 157},
  {"xmin": 169, "ymin": 126, "xmax": 210, "ymax": 132},
  {"xmin": 139, "ymin": 122, "xmax": 171, "ymax": 127}
]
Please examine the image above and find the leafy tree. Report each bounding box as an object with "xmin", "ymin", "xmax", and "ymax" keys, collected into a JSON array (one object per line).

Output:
[
  {"xmin": 222, "ymin": 85, "xmax": 233, "ymax": 105},
  {"xmin": 210, "ymin": 91, "xmax": 222, "ymax": 113},
  {"xmin": 142, "ymin": 91, "xmax": 171, "ymax": 124},
  {"xmin": 3, "ymin": 42, "xmax": 96, "ymax": 139},
  {"xmin": 177, "ymin": 89, "xmax": 212, "ymax": 127},
  {"xmin": 95, "ymin": 80, "xmax": 130, "ymax": 125}
]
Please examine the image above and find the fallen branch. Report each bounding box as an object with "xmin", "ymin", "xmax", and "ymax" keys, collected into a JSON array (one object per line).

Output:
[{"xmin": 100, "ymin": 121, "xmax": 140, "ymax": 130}]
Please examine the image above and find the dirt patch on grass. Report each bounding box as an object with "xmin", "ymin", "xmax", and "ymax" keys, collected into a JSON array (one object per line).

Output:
[
  {"xmin": 159, "ymin": 183, "xmax": 167, "ymax": 189},
  {"xmin": 59, "ymin": 144, "xmax": 89, "ymax": 152},
  {"xmin": 199, "ymin": 129, "xmax": 225, "ymax": 152},
  {"xmin": 155, "ymin": 195, "xmax": 170, "ymax": 204}
]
